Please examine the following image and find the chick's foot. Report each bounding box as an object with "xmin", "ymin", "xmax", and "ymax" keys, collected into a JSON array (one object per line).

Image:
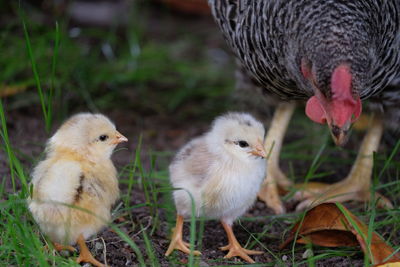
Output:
[
  {"xmin": 220, "ymin": 221, "xmax": 262, "ymax": 263},
  {"xmin": 76, "ymin": 234, "xmax": 106, "ymax": 267},
  {"xmin": 165, "ymin": 215, "xmax": 201, "ymax": 256}
]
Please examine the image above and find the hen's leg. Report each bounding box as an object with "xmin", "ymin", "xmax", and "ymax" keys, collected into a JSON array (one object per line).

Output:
[
  {"xmin": 219, "ymin": 220, "xmax": 262, "ymax": 263},
  {"xmin": 258, "ymin": 101, "xmax": 295, "ymax": 214},
  {"xmin": 165, "ymin": 214, "xmax": 201, "ymax": 256},
  {"xmin": 76, "ymin": 234, "xmax": 106, "ymax": 267},
  {"xmin": 295, "ymin": 115, "xmax": 393, "ymax": 211}
]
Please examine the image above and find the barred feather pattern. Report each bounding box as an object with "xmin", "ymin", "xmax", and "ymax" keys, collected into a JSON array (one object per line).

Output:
[{"xmin": 209, "ymin": 0, "xmax": 400, "ymax": 130}]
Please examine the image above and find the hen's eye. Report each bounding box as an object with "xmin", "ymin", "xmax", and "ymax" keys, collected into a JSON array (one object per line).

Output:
[
  {"xmin": 99, "ymin": 135, "xmax": 109, "ymax": 141},
  {"xmin": 238, "ymin": 140, "xmax": 249, "ymax": 148}
]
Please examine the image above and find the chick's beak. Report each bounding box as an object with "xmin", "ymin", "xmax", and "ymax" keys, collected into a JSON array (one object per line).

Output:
[
  {"xmin": 113, "ymin": 131, "xmax": 128, "ymax": 144},
  {"xmin": 250, "ymin": 140, "xmax": 267, "ymax": 158}
]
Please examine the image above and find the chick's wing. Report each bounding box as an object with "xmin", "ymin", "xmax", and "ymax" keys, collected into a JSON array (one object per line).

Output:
[
  {"xmin": 170, "ymin": 137, "xmax": 214, "ymax": 186},
  {"xmin": 34, "ymin": 160, "xmax": 83, "ymax": 205}
]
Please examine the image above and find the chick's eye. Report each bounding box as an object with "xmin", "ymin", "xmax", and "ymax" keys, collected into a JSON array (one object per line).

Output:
[
  {"xmin": 99, "ymin": 135, "xmax": 109, "ymax": 141},
  {"xmin": 238, "ymin": 140, "xmax": 249, "ymax": 148}
]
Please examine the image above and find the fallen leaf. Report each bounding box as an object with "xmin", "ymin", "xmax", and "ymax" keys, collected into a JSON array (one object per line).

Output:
[
  {"xmin": 280, "ymin": 203, "xmax": 400, "ymax": 265},
  {"xmin": 0, "ymin": 84, "xmax": 27, "ymax": 98},
  {"xmin": 376, "ymin": 263, "xmax": 400, "ymax": 267}
]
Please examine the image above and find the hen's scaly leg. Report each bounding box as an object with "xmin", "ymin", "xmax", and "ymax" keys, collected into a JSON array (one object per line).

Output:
[
  {"xmin": 219, "ymin": 220, "xmax": 262, "ymax": 263},
  {"xmin": 258, "ymin": 101, "xmax": 296, "ymax": 214},
  {"xmin": 76, "ymin": 234, "xmax": 106, "ymax": 267},
  {"xmin": 295, "ymin": 115, "xmax": 393, "ymax": 211},
  {"xmin": 165, "ymin": 214, "xmax": 201, "ymax": 256}
]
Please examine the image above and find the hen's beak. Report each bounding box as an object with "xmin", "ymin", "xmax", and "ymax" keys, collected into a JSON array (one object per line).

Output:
[
  {"xmin": 328, "ymin": 120, "xmax": 351, "ymax": 146},
  {"xmin": 113, "ymin": 131, "xmax": 128, "ymax": 144},
  {"xmin": 249, "ymin": 139, "xmax": 267, "ymax": 158}
]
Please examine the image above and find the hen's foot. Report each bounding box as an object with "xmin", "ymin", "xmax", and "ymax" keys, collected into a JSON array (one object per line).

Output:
[
  {"xmin": 258, "ymin": 171, "xmax": 287, "ymax": 214},
  {"xmin": 294, "ymin": 180, "xmax": 393, "ymax": 211},
  {"xmin": 294, "ymin": 115, "xmax": 393, "ymax": 211},
  {"xmin": 258, "ymin": 102, "xmax": 296, "ymax": 214}
]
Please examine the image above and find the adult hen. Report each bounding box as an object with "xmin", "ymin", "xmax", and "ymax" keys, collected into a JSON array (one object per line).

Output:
[{"xmin": 209, "ymin": 0, "xmax": 400, "ymax": 213}]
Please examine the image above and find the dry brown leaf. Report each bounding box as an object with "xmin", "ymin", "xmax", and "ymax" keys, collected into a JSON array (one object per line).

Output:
[
  {"xmin": 376, "ymin": 263, "xmax": 400, "ymax": 267},
  {"xmin": 280, "ymin": 203, "xmax": 400, "ymax": 265},
  {"xmin": 0, "ymin": 84, "xmax": 27, "ymax": 98}
]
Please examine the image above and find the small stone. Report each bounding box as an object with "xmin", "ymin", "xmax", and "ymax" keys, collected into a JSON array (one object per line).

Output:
[
  {"xmin": 256, "ymin": 201, "xmax": 265, "ymax": 209},
  {"xmin": 59, "ymin": 250, "xmax": 71, "ymax": 257},
  {"xmin": 282, "ymin": 255, "xmax": 288, "ymax": 261},
  {"xmin": 95, "ymin": 242, "xmax": 104, "ymax": 251},
  {"xmin": 82, "ymin": 263, "xmax": 91, "ymax": 267},
  {"xmin": 302, "ymin": 248, "xmax": 313, "ymax": 259},
  {"xmin": 199, "ymin": 260, "xmax": 209, "ymax": 267}
]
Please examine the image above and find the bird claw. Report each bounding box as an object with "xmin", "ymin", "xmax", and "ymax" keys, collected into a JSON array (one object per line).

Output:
[
  {"xmin": 76, "ymin": 253, "xmax": 106, "ymax": 267},
  {"xmin": 258, "ymin": 180, "xmax": 286, "ymax": 214},
  {"xmin": 165, "ymin": 238, "xmax": 201, "ymax": 256},
  {"xmin": 220, "ymin": 243, "xmax": 262, "ymax": 263},
  {"xmin": 75, "ymin": 234, "xmax": 106, "ymax": 267},
  {"xmin": 293, "ymin": 182, "xmax": 394, "ymax": 211}
]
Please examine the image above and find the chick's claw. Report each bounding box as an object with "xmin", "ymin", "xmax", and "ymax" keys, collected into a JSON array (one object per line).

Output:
[
  {"xmin": 76, "ymin": 253, "xmax": 106, "ymax": 267},
  {"xmin": 76, "ymin": 234, "xmax": 106, "ymax": 267},
  {"xmin": 220, "ymin": 221, "xmax": 262, "ymax": 263},
  {"xmin": 220, "ymin": 243, "xmax": 262, "ymax": 263},
  {"xmin": 165, "ymin": 215, "xmax": 201, "ymax": 256},
  {"xmin": 165, "ymin": 237, "xmax": 201, "ymax": 256}
]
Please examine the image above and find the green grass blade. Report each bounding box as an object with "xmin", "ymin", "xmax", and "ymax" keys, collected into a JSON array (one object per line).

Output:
[{"xmin": 21, "ymin": 15, "xmax": 50, "ymax": 132}]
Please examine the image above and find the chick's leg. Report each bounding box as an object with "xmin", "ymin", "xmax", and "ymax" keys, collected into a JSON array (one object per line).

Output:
[
  {"xmin": 76, "ymin": 234, "xmax": 106, "ymax": 267},
  {"xmin": 219, "ymin": 220, "xmax": 262, "ymax": 263},
  {"xmin": 258, "ymin": 101, "xmax": 296, "ymax": 214},
  {"xmin": 165, "ymin": 214, "xmax": 201, "ymax": 256},
  {"xmin": 295, "ymin": 115, "xmax": 393, "ymax": 210}
]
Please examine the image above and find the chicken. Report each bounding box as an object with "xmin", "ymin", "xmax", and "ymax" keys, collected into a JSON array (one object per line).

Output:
[
  {"xmin": 165, "ymin": 112, "xmax": 267, "ymax": 263},
  {"xmin": 209, "ymin": 0, "xmax": 400, "ymax": 213},
  {"xmin": 28, "ymin": 113, "xmax": 128, "ymax": 267}
]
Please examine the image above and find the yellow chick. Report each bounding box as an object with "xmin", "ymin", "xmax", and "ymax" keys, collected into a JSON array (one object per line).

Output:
[
  {"xmin": 28, "ymin": 113, "xmax": 127, "ymax": 267},
  {"xmin": 165, "ymin": 112, "xmax": 267, "ymax": 263}
]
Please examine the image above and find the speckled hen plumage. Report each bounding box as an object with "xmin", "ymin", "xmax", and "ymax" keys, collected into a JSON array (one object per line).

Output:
[{"xmin": 209, "ymin": 0, "xmax": 400, "ymax": 130}]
